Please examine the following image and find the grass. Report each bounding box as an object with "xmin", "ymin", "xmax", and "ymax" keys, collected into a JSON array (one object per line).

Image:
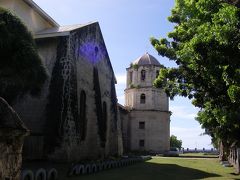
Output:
[{"xmin": 58, "ymin": 156, "xmax": 240, "ymax": 180}]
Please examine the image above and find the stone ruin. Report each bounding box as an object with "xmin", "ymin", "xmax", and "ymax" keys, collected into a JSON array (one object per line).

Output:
[{"xmin": 0, "ymin": 97, "xmax": 29, "ymax": 180}]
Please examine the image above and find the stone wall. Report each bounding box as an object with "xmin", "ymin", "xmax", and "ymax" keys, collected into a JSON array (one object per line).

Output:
[
  {"xmin": 126, "ymin": 65, "xmax": 160, "ymax": 88},
  {"xmin": 14, "ymin": 38, "xmax": 58, "ymax": 160},
  {"xmin": 125, "ymin": 88, "xmax": 168, "ymax": 111},
  {"xmin": 128, "ymin": 110, "xmax": 170, "ymax": 152},
  {"xmin": 13, "ymin": 23, "xmax": 122, "ymax": 162},
  {"xmin": 0, "ymin": 131, "xmax": 26, "ymax": 180},
  {"xmin": 118, "ymin": 105, "xmax": 130, "ymax": 153},
  {"xmin": 125, "ymin": 64, "xmax": 168, "ymax": 111},
  {"xmin": 0, "ymin": 0, "xmax": 56, "ymax": 33}
]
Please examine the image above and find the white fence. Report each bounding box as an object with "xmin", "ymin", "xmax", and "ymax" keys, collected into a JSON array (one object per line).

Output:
[{"xmin": 181, "ymin": 148, "xmax": 218, "ymax": 154}]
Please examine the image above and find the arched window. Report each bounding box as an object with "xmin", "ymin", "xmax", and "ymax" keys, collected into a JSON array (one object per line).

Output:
[
  {"xmin": 140, "ymin": 94, "xmax": 146, "ymax": 104},
  {"xmin": 156, "ymin": 70, "xmax": 159, "ymax": 78},
  {"xmin": 80, "ymin": 90, "xmax": 87, "ymax": 140},
  {"xmin": 129, "ymin": 71, "xmax": 133, "ymax": 83},
  {"xmin": 141, "ymin": 70, "xmax": 146, "ymax": 81}
]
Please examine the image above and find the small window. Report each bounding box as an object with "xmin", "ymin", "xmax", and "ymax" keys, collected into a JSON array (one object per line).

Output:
[
  {"xmin": 139, "ymin": 139, "xmax": 145, "ymax": 147},
  {"xmin": 129, "ymin": 71, "xmax": 133, "ymax": 83},
  {"xmin": 140, "ymin": 94, "xmax": 145, "ymax": 104},
  {"xmin": 139, "ymin": 121, "xmax": 145, "ymax": 129},
  {"xmin": 141, "ymin": 70, "xmax": 146, "ymax": 81},
  {"xmin": 156, "ymin": 70, "xmax": 159, "ymax": 78}
]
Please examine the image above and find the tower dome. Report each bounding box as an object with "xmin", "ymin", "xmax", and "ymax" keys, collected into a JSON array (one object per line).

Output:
[{"xmin": 132, "ymin": 53, "xmax": 160, "ymax": 66}]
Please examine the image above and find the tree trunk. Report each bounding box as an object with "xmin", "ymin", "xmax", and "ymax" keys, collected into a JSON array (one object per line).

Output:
[{"xmin": 219, "ymin": 140, "xmax": 230, "ymax": 161}]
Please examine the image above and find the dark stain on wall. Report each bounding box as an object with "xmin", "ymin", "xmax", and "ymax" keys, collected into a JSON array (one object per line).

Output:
[
  {"xmin": 111, "ymin": 77, "xmax": 118, "ymax": 131},
  {"xmin": 93, "ymin": 67, "xmax": 106, "ymax": 148},
  {"xmin": 68, "ymin": 35, "xmax": 80, "ymax": 141},
  {"xmin": 44, "ymin": 37, "xmax": 67, "ymax": 153},
  {"xmin": 42, "ymin": 23, "xmax": 118, "ymax": 157},
  {"xmin": 79, "ymin": 90, "xmax": 87, "ymax": 141}
]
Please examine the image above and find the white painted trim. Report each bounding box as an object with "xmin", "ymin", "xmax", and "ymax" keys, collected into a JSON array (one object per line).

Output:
[{"xmin": 34, "ymin": 31, "xmax": 70, "ymax": 39}]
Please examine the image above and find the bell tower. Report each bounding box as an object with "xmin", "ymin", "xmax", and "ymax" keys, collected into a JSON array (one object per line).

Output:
[
  {"xmin": 124, "ymin": 53, "xmax": 170, "ymax": 153},
  {"xmin": 125, "ymin": 53, "xmax": 168, "ymax": 111}
]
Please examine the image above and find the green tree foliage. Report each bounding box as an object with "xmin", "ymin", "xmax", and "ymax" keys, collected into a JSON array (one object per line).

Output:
[
  {"xmin": 0, "ymin": 8, "xmax": 47, "ymax": 104},
  {"xmin": 170, "ymin": 135, "xmax": 182, "ymax": 149},
  {"xmin": 151, "ymin": 0, "xmax": 240, "ymax": 150}
]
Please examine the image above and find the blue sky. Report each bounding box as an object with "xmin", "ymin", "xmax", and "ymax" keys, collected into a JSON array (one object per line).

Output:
[{"xmin": 34, "ymin": 0, "xmax": 213, "ymax": 149}]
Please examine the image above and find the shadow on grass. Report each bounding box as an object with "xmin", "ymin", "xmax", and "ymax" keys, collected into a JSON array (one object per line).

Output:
[
  {"xmin": 67, "ymin": 161, "xmax": 221, "ymax": 180},
  {"xmin": 230, "ymin": 172, "xmax": 240, "ymax": 179},
  {"xmin": 141, "ymin": 161, "xmax": 220, "ymax": 180},
  {"xmin": 179, "ymin": 155, "xmax": 218, "ymax": 159}
]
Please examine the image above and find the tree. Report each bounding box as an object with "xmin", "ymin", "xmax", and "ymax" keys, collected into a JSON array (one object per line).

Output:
[
  {"xmin": 150, "ymin": 0, "xmax": 240, "ymax": 157},
  {"xmin": 226, "ymin": 0, "xmax": 240, "ymax": 8},
  {"xmin": 170, "ymin": 135, "xmax": 182, "ymax": 149},
  {"xmin": 0, "ymin": 8, "xmax": 47, "ymax": 104}
]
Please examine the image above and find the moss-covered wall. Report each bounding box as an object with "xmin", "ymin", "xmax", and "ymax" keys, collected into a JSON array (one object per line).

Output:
[
  {"xmin": 12, "ymin": 22, "xmax": 122, "ymax": 162},
  {"xmin": 13, "ymin": 38, "xmax": 58, "ymax": 160}
]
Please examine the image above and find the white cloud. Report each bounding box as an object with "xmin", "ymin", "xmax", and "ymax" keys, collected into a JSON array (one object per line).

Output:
[
  {"xmin": 171, "ymin": 126, "xmax": 213, "ymax": 149},
  {"xmin": 170, "ymin": 105, "xmax": 198, "ymax": 120},
  {"xmin": 171, "ymin": 127, "xmax": 203, "ymax": 137},
  {"xmin": 115, "ymin": 74, "xmax": 126, "ymax": 85},
  {"xmin": 115, "ymin": 74, "xmax": 126, "ymax": 105}
]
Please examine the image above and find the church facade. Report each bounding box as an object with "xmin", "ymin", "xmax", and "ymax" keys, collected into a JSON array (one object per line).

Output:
[
  {"xmin": 0, "ymin": 0, "xmax": 170, "ymax": 163},
  {"xmin": 120, "ymin": 53, "xmax": 170, "ymax": 153},
  {"xmin": 0, "ymin": 0, "xmax": 122, "ymax": 162}
]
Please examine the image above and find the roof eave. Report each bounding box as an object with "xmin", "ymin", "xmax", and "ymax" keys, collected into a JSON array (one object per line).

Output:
[{"xmin": 34, "ymin": 31, "xmax": 70, "ymax": 39}]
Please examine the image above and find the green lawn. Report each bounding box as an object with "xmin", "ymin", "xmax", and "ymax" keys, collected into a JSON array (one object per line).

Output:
[
  {"xmin": 60, "ymin": 157, "xmax": 240, "ymax": 180},
  {"xmin": 180, "ymin": 152, "xmax": 218, "ymax": 158}
]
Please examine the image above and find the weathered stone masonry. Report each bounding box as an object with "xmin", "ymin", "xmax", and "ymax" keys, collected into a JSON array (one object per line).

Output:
[
  {"xmin": 13, "ymin": 22, "xmax": 122, "ymax": 162},
  {"xmin": 0, "ymin": 97, "xmax": 29, "ymax": 180}
]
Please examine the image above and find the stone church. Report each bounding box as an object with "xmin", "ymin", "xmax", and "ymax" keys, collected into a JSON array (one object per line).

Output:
[
  {"xmin": 0, "ymin": 0, "xmax": 122, "ymax": 162},
  {"xmin": 0, "ymin": 0, "xmax": 170, "ymax": 163},
  {"xmin": 120, "ymin": 53, "xmax": 170, "ymax": 153}
]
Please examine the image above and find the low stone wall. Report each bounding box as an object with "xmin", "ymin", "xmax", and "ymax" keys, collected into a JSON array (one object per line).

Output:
[
  {"xmin": 67, "ymin": 156, "xmax": 150, "ymax": 177},
  {"xmin": 0, "ymin": 97, "xmax": 29, "ymax": 180}
]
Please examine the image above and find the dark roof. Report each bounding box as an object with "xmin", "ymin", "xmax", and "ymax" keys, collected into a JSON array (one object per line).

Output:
[
  {"xmin": 34, "ymin": 22, "xmax": 96, "ymax": 39},
  {"xmin": 132, "ymin": 53, "xmax": 160, "ymax": 66},
  {"xmin": 35, "ymin": 22, "xmax": 118, "ymax": 83},
  {"xmin": 118, "ymin": 103, "xmax": 130, "ymax": 112}
]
